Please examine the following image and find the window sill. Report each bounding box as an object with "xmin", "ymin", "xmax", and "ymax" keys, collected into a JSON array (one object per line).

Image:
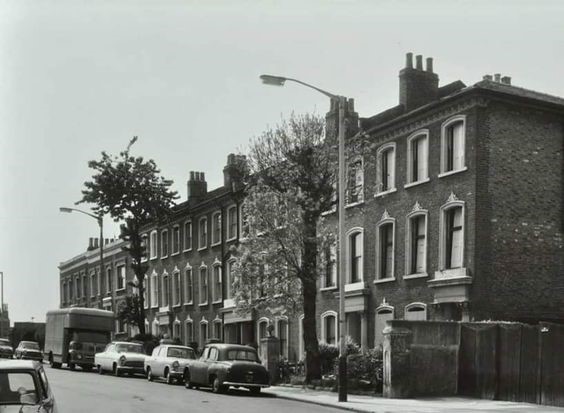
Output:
[
  {"xmin": 212, "ymin": 299, "xmax": 222, "ymax": 305},
  {"xmin": 404, "ymin": 178, "xmax": 430, "ymax": 189},
  {"xmin": 321, "ymin": 209, "xmax": 336, "ymax": 217},
  {"xmin": 226, "ymin": 236, "xmax": 237, "ymax": 243},
  {"xmin": 223, "ymin": 299, "xmax": 235, "ymax": 308},
  {"xmin": 173, "ymin": 303, "xmax": 182, "ymax": 308},
  {"xmin": 374, "ymin": 277, "xmax": 396, "ymax": 284},
  {"xmin": 374, "ymin": 188, "xmax": 397, "ymax": 198},
  {"xmin": 171, "ymin": 251, "xmax": 180, "ymax": 257},
  {"xmin": 161, "ymin": 255, "xmax": 169, "ymax": 260},
  {"xmin": 344, "ymin": 282, "xmax": 365, "ymax": 292},
  {"xmin": 183, "ymin": 248, "xmax": 192, "ymax": 253},
  {"xmin": 115, "ymin": 287, "xmax": 125, "ymax": 292},
  {"xmin": 320, "ymin": 286, "xmax": 337, "ymax": 292},
  {"xmin": 199, "ymin": 302, "xmax": 208, "ymax": 307},
  {"xmin": 150, "ymin": 256, "xmax": 158, "ymax": 261},
  {"xmin": 438, "ymin": 166, "xmax": 467, "ymax": 179},
  {"xmin": 184, "ymin": 301, "xmax": 193, "ymax": 306},
  {"xmin": 151, "ymin": 304, "xmax": 159, "ymax": 309},
  {"xmin": 197, "ymin": 246, "xmax": 207, "ymax": 252},
  {"xmin": 345, "ymin": 200, "xmax": 364, "ymax": 209},
  {"xmin": 403, "ymin": 272, "xmax": 428, "ymax": 280},
  {"xmin": 211, "ymin": 242, "xmax": 221, "ymax": 248}
]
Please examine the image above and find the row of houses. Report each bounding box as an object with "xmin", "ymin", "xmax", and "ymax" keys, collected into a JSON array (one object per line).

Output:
[{"xmin": 59, "ymin": 53, "xmax": 564, "ymax": 361}]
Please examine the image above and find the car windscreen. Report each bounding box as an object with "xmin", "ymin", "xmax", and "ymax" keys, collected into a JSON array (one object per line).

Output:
[
  {"xmin": 225, "ymin": 349, "xmax": 259, "ymax": 362},
  {"xmin": 21, "ymin": 343, "xmax": 39, "ymax": 350},
  {"xmin": 167, "ymin": 347, "xmax": 195, "ymax": 359},
  {"xmin": 0, "ymin": 339, "xmax": 10, "ymax": 346},
  {"xmin": 0, "ymin": 372, "xmax": 39, "ymax": 405},
  {"xmin": 115, "ymin": 343, "xmax": 144, "ymax": 354}
]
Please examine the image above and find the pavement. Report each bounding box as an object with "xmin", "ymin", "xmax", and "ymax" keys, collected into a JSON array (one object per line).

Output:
[{"xmin": 264, "ymin": 386, "xmax": 564, "ymax": 413}]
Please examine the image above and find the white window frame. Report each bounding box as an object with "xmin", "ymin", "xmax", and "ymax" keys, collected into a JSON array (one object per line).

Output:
[
  {"xmin": 184, "ymin": 264, "xmax": 193, "ymax": 305},
  {"xmin": 141, "ymin": 233, "xmax": 148, "ymax": 262},
  {"xmin": 346, "ymin": 156, "xmax": 364, "ymax": 206},
  {"xmin": 150, "ymin": 230, "xmax": 158, "ymax": 259},
  {"xmin": 298, "ymin": 314, "xmax": 305, "ymax": 361},
  {"xmin": 183, "ymin": 221, "xmax": 192, "ymax": 252},
  {"xmin": 438, "ymin": 194, "xmax": 466, "ymax": 274},
  {"xmin": 405, "ymin": 302, "xmax": 428, "ymax": 320},
  {"xmin": 212, "ymin": 318, "xmax": 222, "ymax": 340},
  {"xmin": 199, "ymin": 318, "xmax": 208, "ymax": 347},
  {"xmin": 321, "ymin": 244, "xmax": 337, "ymax": 290},
  {"xmin": 345, "ymin": 227, "xmax": 364, "ymax": 291},
  {"xmin": 439, "ymin": 115, "xmax": 467, "ymax": 177},
  {"xmin": 211, "ymin": 211, "xmax": 222, "ymax": 246},
  {"xmin": 375, "ymin": 212, "xmax": 396, "ymax": 283},
  {"xmin": 375, "ymin": 142, "xmax": 397, "ymax": 196},
  {"xmin": 405, "ymin": 204, "xmax": 428, "ymax": 279},
  {"xmin": 212, "ymin": 261, "xmax": 222, "ymax": 304},
  {"xmin": 150, "ymin": 271, "xmax": 159, "ymax": 308},
  {"xmin": 173, "ymin": 318, "xmax": 181, "ymax": 340},
  {"xmin": 405, "ymin": 130, "xmax": 430, "ymax": 188},
  {"xmin": 184, "ymin": 318, "xmax": 194, "ymax": 345},
  {"xmin": 226, "ymin": 205, "xmax": 238, "ymax": 241},
  {"xmin": 151, "ymin": 319, "xmax": 159, "ymax": 336},
  {"xmin": 199, "ymin": 264, "xmax": 208, "ymax": 306},
  {"xmin": 223, "ymin": 259, "xmax": 236, "ymax": 308},
  {"xmin": 256, "ymin": 317, "xmax": 269, "ymax": 357},
  {"xmin": 161, "ymin": 229, "xmax": 169, "ymax": 259},
  {"xmin": 90, "ymin": 271, "xmax": 96, "ymax": 298},
  {"xmin": 172, "ymin": 268, "xmax": 181, "ymax": 307},
  {"xmin": 160, "ymin": 270, "xmax": 170, "ymax": 310},
  {"xmin": 275, "ymin": 316, "xmax": 289, "ymax": 359},
  {"xmin": 116, "ymin": 264, "xmax": 126, "ymax": 291},
  {"xmin": 320, "ymin": 310, "xmax": 338, "ymax": 345},
  {"xmin": 143, "ymin": 275, "xmax": 149, "ymax": 309},
  {"xmin": 172, "ymin": 225, "xmax": 180, "ymax": 255},
  {"xmin": 198, "ymin": 217, "xmax": 208, "ymax": 250}
]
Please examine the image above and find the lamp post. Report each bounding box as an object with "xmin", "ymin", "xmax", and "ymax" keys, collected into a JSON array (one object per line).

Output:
[
  {"xmin": 260, "ymin": 74, "xmax": 348, "ymax": 402},
  {"xmin": 0, "ymin": 271, "xmax": 4, "ymax": 338},
  {"xmin": 60, "ymin": 207, "xmax": 104, "ymax": 308}
]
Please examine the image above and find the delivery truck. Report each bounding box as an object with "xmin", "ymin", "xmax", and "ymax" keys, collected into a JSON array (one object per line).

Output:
[{"xmin": 44, "ymin": 307, "xmax": 114, "ymax": 370}]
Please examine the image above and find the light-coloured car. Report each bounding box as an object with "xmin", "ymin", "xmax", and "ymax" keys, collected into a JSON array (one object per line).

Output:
[
  {"xmin": 0, "ymin": 338, "xmax": 13, "ymax": 359},
  {"xmin": 15, "ymin": 341, "xmax": 43, "ymax": 362},
  {"xmin": 0, "ymin": 360, "xmax": 57, "ymax": 412},
  {"xmin": 94, "ymin": 341, "xmax": 147, "ymax": 377},
  {"xmin": 144, "ymin": 345, "xmax": 196, "ymax": 385}
]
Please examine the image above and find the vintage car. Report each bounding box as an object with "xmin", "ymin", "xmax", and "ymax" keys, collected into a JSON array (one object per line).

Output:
[
  {"xmin": 0, "ymin": 338, "xmax": 13, "ymax": 359},
  {"xmin": 0, "ymin": 360, "xmax": 57, "ymax": 412},
  {"xmin": 186, "ymin": 343, "xmax": 270, "ymax": 394},
  {"xmin": 14, "ymin": 341, "xmax": 43, "ymax": 362},
  {"xmin": 144, "ymin": 344, "xmax": 196, "ymax": 384},
  {"xmin": 94, "ymin": 341, "xmax": 147, "ymax": 377}
]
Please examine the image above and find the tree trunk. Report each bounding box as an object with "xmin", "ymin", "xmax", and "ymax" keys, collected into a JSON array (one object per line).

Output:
[{"xmin": 302, "ymin": 211, "xmax": 321, "ymax": 382}]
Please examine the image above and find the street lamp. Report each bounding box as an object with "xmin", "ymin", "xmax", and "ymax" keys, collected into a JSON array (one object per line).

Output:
[
  {"xmin": 260, "ymin": 74, "xmax": 348, "ymax": 402},
  {"xmin": 0, "ymin": 271, "xmax": 4, "ymax": 338},
  {"xmin": 60, "ymin": 207, "xmax": 104, "ymax": 308}
]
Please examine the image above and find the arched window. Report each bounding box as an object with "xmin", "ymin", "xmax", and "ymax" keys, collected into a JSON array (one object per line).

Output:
[
  {"xmin": 406, "ymin": 130, "xmax": 429, "ymax": 185},
  {"xmin": 405, "ymin": 302, "xmax": 427, "ymax": 321},
  {"xmin": 346, "ymin": 228, "xmax": 364, "ymax": 286},
  {"xmin": 439, "ymin": 193, "xmax": 465, "ymax": 272},
  {"xmin": 184, "ymin": 318, "xmax": 194, "ymax": 345},
  {"xmin": 212, "ymin": 261, "xmax": 222, "ymax": 303},
  {"xmin": 405, "ymin": 203, "xmax": 428, "ymax": 277},
  {"xmin": 199, "ymin": 318, "xmax": 208, "ymax": 347},
  {"xmin": 376, "ymin": 142, "xmax": 396, "ymax": 195},
  {"xmin": 161, "ymin": 271, "xmax": 169, "ymax": 308},
  {"xmin": 375, "ymin": 211, "xmax": 395, "ymax": 281},
  {"xmin": 212, "ymin": 318, "xmax": 222, "ymax": 341},
  {"xmin": 276, "ymin": 317, "xmax": 289, "ymax": 359},
  {"xmin": 150, "ymin": 271, "xmax": 159, "ymax": 308},
  {"xmin": 346, "ymin": 157, "xmax": 364, "ymax": 205},
  {"xmin": 298, "ymin": 315, "xmax": 305, "ymax": 361},
  {"xmin": 320, "ymin": 311, "xmax": 337, "ymax": 346},
  {"xmin": 184, "ymin": 264, "xmax": 193, "ymax": 304},
  {"xmin": 173, "ymin": 318, "xmax": 181, "ymax": 340},
  {"xmin": 199, "ymin": 264, "xmax": 208, "ymax": 305},
  {"xmin": 172, "ymin": 268, "xmax": 181, "ymax": 306},
  {"xmin": 440, "ymin": 115, "xmax": 466, "ymax": 175}
]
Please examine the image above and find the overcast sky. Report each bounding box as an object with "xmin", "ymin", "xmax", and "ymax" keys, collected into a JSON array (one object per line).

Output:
[{"xmin": 1, "ymin": 0, "xmax": 563, "ymax": 323}]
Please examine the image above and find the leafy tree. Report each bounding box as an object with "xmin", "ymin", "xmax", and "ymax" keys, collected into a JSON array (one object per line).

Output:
[
  {"xmin": 78, "ymin": 137, "xmax": 178, "ymax": 335},
  {"xmin": 232, "ymin": 113, "xmax": 335, "ymax": 382},
  {"xmin": 116, "ymin": 295, "xmax": 143, "ymax": 329}
]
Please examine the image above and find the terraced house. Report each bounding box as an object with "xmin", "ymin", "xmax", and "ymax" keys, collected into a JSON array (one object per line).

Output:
[{"xmin": 59, "ymin": 54, "xmax": 563, "ymax": 360}]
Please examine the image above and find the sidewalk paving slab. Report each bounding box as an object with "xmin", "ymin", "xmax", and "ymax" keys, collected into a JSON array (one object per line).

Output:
[{"xmin": 264, "ymin": 386, "xmax": 564, "ymax": 413}]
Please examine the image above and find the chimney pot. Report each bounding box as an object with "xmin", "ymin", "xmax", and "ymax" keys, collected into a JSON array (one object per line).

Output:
[
  {"xmin": 405, "ymin": 52, "xmax": 413, "ymax": 69},
  {"xmin": 190, "ymin": 171, "xmax": 195, "ymax": 181},
  {"xmin": 494, "ymin": 73, "xmax": 501, "ymax": 82},
  {"xmin": 483, "ymin": 74, "xmax": 493, "ymax": 81},
  {"xmin": 426, "ymin": 57, "xmax": 433, "ymax": 73},
  {"xmin": 93, "ymin": 238, "xmax": 99, "ymax": 249},
  {"xmin": 88, "ymin": 238, "xmax": 94, "ymax": 249},
  {"xmin": 200, "ymin": 172, "xmax": 205, "ymax": 181},
  {"xmin": 416, "ymin": 55, "xmax": 423, "ymax": 70},
  {"xmin": 501, "ymin": 76, "xmax": 511, "ymax": 85}
]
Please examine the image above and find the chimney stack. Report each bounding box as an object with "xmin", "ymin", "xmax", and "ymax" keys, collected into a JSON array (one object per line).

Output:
[
  {"xmin": 187, "ymin": 170, "xmax": 208, "ymax": 202},
  {"xmin": 223, "ymin": 153, "xmax": 248, "ymax": 191},
  {"xmin": 93, "ymin": 238, "xmax": 99, "ymax": 249},
  {"xmin": 88, "ymin": 238, "xmax": 94, "ymax": 251},
  {"xmin": 501, "ymin": 76, "xmax": 511, "ymax": 85},
  {"xmin": 494, "ymin": 73, "xmax": 501, "ymax": 83},
  {"xmin": 399, "ymin": 52, "xmax": 439, "ymax": 112},
  {"xmin": 483, "ymin": 74, "xmax": 493, "ymax": 81}
]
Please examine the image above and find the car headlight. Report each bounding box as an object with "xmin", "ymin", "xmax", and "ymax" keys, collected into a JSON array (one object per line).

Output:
[
  {"xmin": 119, "ymin": 355, "xmax": 126, "ymax": 366},
  {"xmin": 171, "ymin": 361, "xmax": 180, "ymax": 372}
]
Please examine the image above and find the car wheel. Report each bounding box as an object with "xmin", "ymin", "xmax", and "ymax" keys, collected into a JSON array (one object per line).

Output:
[
  {"xmin": 212, "ymin": 377, "xmax": 227, "ymax": 394},
  {"xmin": 184, "ymin": 369, "xmax": 193, "ymax": 389},
  {"xmin": 165, "ymin": 368, "xmax": 174, "ymax": 385},
  {"xmin": 249, "ymin": 387, "xmax": 261, "ymax": 395},
  {"xmin": 113, "ymin": 364, "xmax": 121, "ymax": 377},
  {"xmin": 97, "ymin": 365, "xmax": 104, "ymax": 375},
  {"xmin": 69, "ymin": 362, "xmax": 75, "ymax": 371},
  {"xmin": 147, "ymin": 367, "xmax": 154, "ymax": 382}
]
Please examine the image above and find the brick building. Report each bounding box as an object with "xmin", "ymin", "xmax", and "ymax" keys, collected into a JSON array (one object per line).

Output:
[{"xmin": 59, "ymin": 53, "xmax": 563, "ymax": 359}]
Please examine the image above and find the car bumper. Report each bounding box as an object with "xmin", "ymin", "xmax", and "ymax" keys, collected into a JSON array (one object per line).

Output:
[
  {"xmin": 0, "ymin": 354, "xmax": 13, "ymax": 359},
  {"xmin": 223, "ymin": 381, "xmax": 270, "ymax": 388},
  {"xmin": 117, "ymin": 366, "xmax": 145, "ymax": 375},
  {"xmin": 168, "ymin": 370, "xmax": 184, "ymax": 379},
  {"xmin": 20, "ymin": 355, "xmax": 43, "ymax": 361}
]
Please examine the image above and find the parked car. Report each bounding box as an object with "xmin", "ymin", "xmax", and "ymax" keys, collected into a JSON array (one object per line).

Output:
[
  {"xmin": 0, "ymin": 338, "xmax": 13, "ymax": 359},
  {"xmin": 15, "ymin": 341, "xmax": 43, "ymax": 362},
  {"xmin": 94, "ymin": 341, "xmax": 147, "ymax": 377},
  {"xmin": 0, "ymin": 360, "xmax": 57, "ymax": 412},
  {"xmin": 144, "ymin": 344, "xmax": 196, "ymax": 384},
  {"xmin": 186, "ymin": 343, "xmax": 270, "ymax": 394}
]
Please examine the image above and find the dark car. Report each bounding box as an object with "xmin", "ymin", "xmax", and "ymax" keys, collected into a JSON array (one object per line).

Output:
[
  {"xmin": 185, "ymin": 344, "xmax": 269, "ymax": 394},
  {"xmin": 0, "ymin": 360, "xmax": 57, "ymax": 412},
  {"xmin": 0, "ymin": 338, "xmax": 13, "ymax": 359},
  {"xmin": 15, "ymin": 341, "xmax": 43, "ymax": 362}
]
